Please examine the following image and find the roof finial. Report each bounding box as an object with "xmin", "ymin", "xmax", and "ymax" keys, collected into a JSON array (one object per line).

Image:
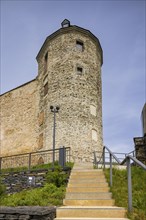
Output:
[{"xmin": 61, "ymin": 19, "xmax": 70, "ymax": 28}]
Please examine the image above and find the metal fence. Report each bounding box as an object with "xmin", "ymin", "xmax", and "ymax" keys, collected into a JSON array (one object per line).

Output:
[
  {"xmin": 94, "ymin": 146, "xmax": 146, "ymax": 212},
  {"xmin": 0, "ymin": 147, "xmax": 71, "ymax": 173},
  {"xmin": 94, "ymin": 149, "xmax": 136, "ymax": 167}
]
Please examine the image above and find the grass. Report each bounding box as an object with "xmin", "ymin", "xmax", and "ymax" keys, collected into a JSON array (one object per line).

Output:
[
  {"xmin": 104, "ymin": 166, "xmax": 146, "ymax": 220},
  {"xmin": 0, "ymin": 183, "xmax": 65, "ymax": 206},
  {"xmin": 0, "ymin": 162, "xmax": 73, "ymax": 207}
]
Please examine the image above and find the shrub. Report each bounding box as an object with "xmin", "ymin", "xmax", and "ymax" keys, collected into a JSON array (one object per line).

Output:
[
  {"xmin": 0, "ymin": 178, "xmax": 5, "ymax": 196},
  {"xmin": 46, "ymin": 166, "xmax": 69, "ymax": 187}
]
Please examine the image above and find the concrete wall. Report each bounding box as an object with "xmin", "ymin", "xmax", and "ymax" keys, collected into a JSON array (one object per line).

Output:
[{"xmin": 0, "ymin": 80, "xmax": 39, "ymax": 157}]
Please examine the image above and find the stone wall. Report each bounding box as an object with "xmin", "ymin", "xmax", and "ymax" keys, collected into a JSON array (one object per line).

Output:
[
  {"xmin": 0, "ymin": 206, "xmax": 56, "ymax": 220},
  {"xmin": 2, "ymin": 170, "xmax": 47, "ymax": 194},
  {"xmin": 0, "ymin": 80, "xmax": 39, "ymax": 157},
  {"xmin": 0, "ymin": 23, "xmax": 103, "ymax": 162},
  {"xmin": 134, "ymin": 136, "xmax": 146, "ymax": 164},
  {"xmin": 37, "ymin": 26, "xmax": 103, "ymax": 162}
]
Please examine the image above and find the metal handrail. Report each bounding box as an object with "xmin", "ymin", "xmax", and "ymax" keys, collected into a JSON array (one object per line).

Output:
[
  {"xmin": 0, "ymin": 147, "xmax": 71, "ymax": 173},
  {"xmin": 94, "ymin": 146, "xmax": 146, "ymax": 212}
]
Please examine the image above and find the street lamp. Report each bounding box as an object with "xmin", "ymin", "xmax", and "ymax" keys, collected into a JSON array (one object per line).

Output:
[{"xmin": 50, "ymin": 105, "xmax": 60, "ymax": 169}]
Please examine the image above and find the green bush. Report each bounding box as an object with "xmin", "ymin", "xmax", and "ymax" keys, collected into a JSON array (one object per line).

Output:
[{"xmin": 46, "ymin": 166, "xmax": 69, "ymax": 187}]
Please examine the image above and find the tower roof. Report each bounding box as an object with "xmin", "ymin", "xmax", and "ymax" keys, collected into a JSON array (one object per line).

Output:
[{"xmin": 36, "ymin": 21, "xmax": 103, "ymax": 65}]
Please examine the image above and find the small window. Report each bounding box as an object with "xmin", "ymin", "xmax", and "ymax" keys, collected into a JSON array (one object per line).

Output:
[
  {"xmin": 44, "ymin": 52, "xmax": 48, "ymax": 72},
  {"xmin": 76, "ymin": 40, "xmax": 84, "ymax": 51},
  {"xmin": 77, "ymin": 67, "xmax": 83, "ymax": 75},
  {"xmin": 45, "ymin": 52, "xmax": 48, "ymax": 62},
  {"xmin": 44, "ymin": 82, "xmax": 48, "ymax": 96}
]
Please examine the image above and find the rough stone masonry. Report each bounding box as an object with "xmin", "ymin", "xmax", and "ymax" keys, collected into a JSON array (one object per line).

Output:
[{"xmin": 0, "ymin": 19, "xmax": 103, "ymax": 162}]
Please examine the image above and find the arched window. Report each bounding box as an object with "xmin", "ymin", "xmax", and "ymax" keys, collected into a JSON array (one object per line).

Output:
[{"xmin": 38, "ymin": 157, "xmax": 44, "ymax": 165}]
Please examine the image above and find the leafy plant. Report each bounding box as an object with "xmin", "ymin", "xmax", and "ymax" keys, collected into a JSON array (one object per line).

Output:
[{"xmin": 46, "ymin": 166, "xmax": 69, "ymax": 187}]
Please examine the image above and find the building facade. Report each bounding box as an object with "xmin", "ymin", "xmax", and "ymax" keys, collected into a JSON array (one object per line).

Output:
[
  {"xmin": 134, "ymin": 103, "xmax": 146, "ymax": 164},
  {"xmin": 0, "ymin": 20, "xmax": 103, "ymax": 162}
]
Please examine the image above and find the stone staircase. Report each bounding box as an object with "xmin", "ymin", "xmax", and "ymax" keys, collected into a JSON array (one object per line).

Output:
[{"xmin": 55, "ymin": 163, "xmax": 130, "ymax": 220}]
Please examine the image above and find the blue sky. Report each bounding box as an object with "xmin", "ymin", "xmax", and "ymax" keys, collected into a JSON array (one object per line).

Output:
[{"xmin": 1, "ymin": 0, "xmax": 146, "ymax": 153}]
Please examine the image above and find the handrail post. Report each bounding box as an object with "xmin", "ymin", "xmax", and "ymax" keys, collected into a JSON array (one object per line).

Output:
[
  {"xmin": 103, "ymin": 147, "xmax": 105, "ymax": 169},
  {"xmin": 110, "ymin": 153, "xmax": 112, "ymax": 187},
  {"xmin": 0, "ymin": 157, "xmax": 2, "ymax": 174},
  {"xmin": 127, "ymin": 157, "xmax": 132, "ymax": 212},
  {"xmin": 28, "ymin": 153, "xmax": 31, "ymax": 172},
  {"xmin": 94, "ymin": 151, "xmax": 97, "ymax": 167}
]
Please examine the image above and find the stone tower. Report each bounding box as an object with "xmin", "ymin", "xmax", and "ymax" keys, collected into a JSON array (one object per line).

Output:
[{"xmin": 36, "ymin": 19, "xmax": 103, "ymax": 162}]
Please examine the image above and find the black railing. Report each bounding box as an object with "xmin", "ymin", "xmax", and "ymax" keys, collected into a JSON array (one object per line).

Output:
[{"xmin": 0, "ymin": 147, "xmax": 71, "ymax": 173}]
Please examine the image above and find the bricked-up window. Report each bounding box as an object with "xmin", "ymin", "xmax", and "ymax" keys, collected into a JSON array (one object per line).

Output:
[
  {"xmin": 44, "ymin": 82, "xmax": 48, "ymax": 96},
  {"xmin": 90, "ymin": 105, "xmax": 96, "ymax": 116},
  {"xmin": 76, "ymin": 40, "xmax": 84, "ymax": 51},
  {"xmin": 92, "ymin": 129, "xmax": 97, "ymax": 142},
  {"xmin": 38, "ymin": 133, "xmax": 43, "ymax": 149},
  {"xmin": 77, "ymin": 67, "xmax": 83, "ymax": 75}
]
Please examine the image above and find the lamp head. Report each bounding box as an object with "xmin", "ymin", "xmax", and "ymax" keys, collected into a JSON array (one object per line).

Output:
[
  {"xmin": 56, "ymin": 106, "xmax": 60, "ymax": 111},
  {"xmin": 50, "ymin": 105, "xmax": 54, "ymax": 110}
]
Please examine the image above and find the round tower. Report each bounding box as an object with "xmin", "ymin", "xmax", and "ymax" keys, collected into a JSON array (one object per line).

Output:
[{"xmin": 36, "ymin": 20, "xmax": 103, "ymax": 162}]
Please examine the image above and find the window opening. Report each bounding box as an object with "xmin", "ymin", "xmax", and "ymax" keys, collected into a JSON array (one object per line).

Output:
[
  {"xmin": 44, "ymin": 82, "xmax": 48, "ymax": 96},
  {"xmin": 44, "ymin": 52, "xmax": 48, "ymax": 72},
  {"xmin": 45, "ymin": 52, "xmax": 48, "ymax": 62},
  {"xmin": 76, "ymin": 40, "xmax": 84, "ymax": 51},
  {"xmin": 77, "ymin": 67, "xmax": 83, "ymax": 75}
]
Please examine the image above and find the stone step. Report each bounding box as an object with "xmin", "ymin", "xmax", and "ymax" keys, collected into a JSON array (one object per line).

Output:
[
  {"xmin": 70, "ymin": 176, "xmax": 105, "ymax": 179},
  {"xmin": 63, "ymin": 199, "xmax": 115, "ymax": 206},
  {"xmin": 56, "ymin": 206, "xmax": 127, "ymax": 218},
  {"xmin": 66, "ymin": 186, "xmax": 109, "ymax": 193},
  {"xmin": 71, "ymin": 172, "xmax": 104, "ymax": 176},
  {"xmin": 68, "ymin": 179, "xmax": 107, "ymax": 184},
  {"xmin": 55, "ymin": 218, "xmax": 129, "ymax": 220},
  {"xmin": 68, "ymin": 177, "xmax": 107, "ymax": 183},
  {"xmin": 65, "ymin": 192, "xmax": 112, "ymax": 199},
  {"xmin": 68, "ymin": 182, "xmax": 108, "ymax": 187},
  {"xmin": 71, "ymin": 171, "xmax": 104, "ymax": 174},
  {"xmin": 72, "ymin": 168, "xmax": 103, "ymax": 173}
]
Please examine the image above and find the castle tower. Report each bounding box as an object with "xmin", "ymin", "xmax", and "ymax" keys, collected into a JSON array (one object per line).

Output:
[{"xmin": 36, "ymin": 20, "xmax": 103, "ymax": 162}]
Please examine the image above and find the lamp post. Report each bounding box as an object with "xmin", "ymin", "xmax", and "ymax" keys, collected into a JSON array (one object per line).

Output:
[{"xmin": 50, "ymin": 105, "xmax": 60, "ymax": 169}]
